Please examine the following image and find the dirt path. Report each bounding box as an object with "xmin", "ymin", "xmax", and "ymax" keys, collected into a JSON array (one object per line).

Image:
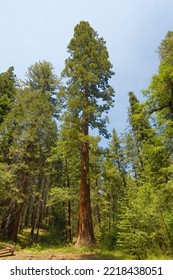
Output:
[{"xmin": 0, "ymin": 251, "xmax": 117, "ymax": 260}]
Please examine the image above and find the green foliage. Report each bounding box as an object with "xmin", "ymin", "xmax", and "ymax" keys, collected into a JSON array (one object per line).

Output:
[
  {"xmin": 145, "ymin": 31, "xmax": 173, "ymax": 139},
  {"xmin": 128, "ymin": 91, "xmax": 154, "ymax": 143},
  {"xmin": 25, "ymin": 60, "xmax": 60, "ymax": 118},
  {"xmin": 117, "ymin": 44, "xmax": 173, "ymax": 257},
  {"xmin": 0, "ymin": 162, "xmax": 13, "ymax": 196},
  {"xmin": 46, "ymin": 208, "xmax": 67, "ymax": 245},
  {"xmin": 117, "ymin": 62, "xmax": 173, "ymax": 259},
  {"xmin": 0, "ymin": 86, "xmax": 58, "ymax": 241},
  {"xmin": 117, "ymin": 179, "xmax": 173, "ymax": 258},
  {"xmin": 0, "ymin": 67, "xmax": 16, "ymax": 124},
  {"xmin": 100, "ymin": 226, "xmax": 118, "ymax": 251},
  {"xmin": 61, "ymin": 20, "xmax": 115, "ymax": 138},
  {"xmin": 26, "ymin": 60, "xmax": 59, "ymax": 94}
]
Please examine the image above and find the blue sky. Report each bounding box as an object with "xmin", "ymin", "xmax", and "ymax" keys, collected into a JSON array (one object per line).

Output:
[{"xmin": 1, "ymin": 0, "xmax": 173, "ymax": 143}]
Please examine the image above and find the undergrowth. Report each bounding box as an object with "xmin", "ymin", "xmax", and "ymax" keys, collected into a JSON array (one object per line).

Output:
[{"xmin": 1, "ymin": 228, "xmax": 172, "ymax": 259}]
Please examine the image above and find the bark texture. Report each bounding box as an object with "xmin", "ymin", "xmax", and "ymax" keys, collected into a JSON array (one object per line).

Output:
[{"xmin": 76, "ymin": 100, "xmax": 96, "ymax": 247}]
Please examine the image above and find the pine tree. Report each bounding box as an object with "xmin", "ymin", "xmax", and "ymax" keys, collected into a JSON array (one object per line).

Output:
[
  {"xmin": 127, "ymin": 92, "xmax": 154, "ymax": 178},
  {"xmin": 25, "ymin": 60, "xmax": 60, "ymax": 117}
]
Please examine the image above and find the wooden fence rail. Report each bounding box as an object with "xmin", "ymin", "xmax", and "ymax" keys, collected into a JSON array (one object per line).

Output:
[{"xmin": 0, "ymin": 244, "xmax": 15, "ymax": 258}]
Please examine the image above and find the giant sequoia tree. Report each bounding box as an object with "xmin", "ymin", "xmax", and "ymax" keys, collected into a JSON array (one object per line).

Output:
[{"xmin": 61, "ymin": 21, "xmax": 114, "ymax": 246}]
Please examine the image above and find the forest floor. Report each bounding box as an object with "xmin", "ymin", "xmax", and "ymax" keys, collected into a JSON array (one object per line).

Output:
[
  {"xmin": 0, "ymin": 228, "xmax": 137, "ymax": 260},
  {"xmin": 3, "ymin": 228, "xmax": 169, "ymax": 260},
  {"xmin": 0, "ymin": 249, "xmax": 134, "ymax": 260},
  {"xmin": 0, "ymin": 229, "xmax": 137, "ymax": 260}
]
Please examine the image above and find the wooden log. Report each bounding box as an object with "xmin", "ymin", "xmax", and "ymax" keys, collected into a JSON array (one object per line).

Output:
[{"xmin": 0, "ymin": 244, "xmax": 15, "ymax": 257}]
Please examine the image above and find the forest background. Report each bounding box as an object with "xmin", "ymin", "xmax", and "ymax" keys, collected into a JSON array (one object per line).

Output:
[{"xmin": 1, "ymin": 0, "xmax": 173, "ymax": 259}]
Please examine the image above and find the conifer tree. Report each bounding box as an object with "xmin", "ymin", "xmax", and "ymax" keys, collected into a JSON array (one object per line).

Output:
[
  {"xmin": 25, "ymin": 60, "xmax": 60, "ymax": 117},
  {"xmin": 61, "ymin": 21, "xmax": 115, "ymax": 247},
  {"xmin": 146, "ymin": 31, "xmax": 173, "ymax": 144}
]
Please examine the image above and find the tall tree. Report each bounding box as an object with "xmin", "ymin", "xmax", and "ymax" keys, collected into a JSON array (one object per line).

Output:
[
  {"xmin": 61, "ymin": 21, "xmax": 115, "ymax": 246},
  {"xmin": 126, "ymin": 91, "xmax": 155, "ymax": 178}
]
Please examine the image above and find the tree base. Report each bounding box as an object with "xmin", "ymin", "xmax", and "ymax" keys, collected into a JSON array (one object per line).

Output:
[{"xmin": 75, "ymin": 236, "xmax": 97, "ymax": 248}]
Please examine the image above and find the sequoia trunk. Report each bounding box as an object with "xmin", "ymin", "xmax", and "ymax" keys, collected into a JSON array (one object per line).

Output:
[{"xmin": 76, "ymin": 96, "xmax": 96, "ymax": 247}]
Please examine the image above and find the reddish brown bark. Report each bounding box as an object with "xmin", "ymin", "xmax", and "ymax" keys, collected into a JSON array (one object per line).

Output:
[
  {"xmin": 76, "ymin": 91, "xmax": 96, "ymax": 247},
  {"xmin": 76, "ymin": 142, "xmax": 96, "ymax": 247}
]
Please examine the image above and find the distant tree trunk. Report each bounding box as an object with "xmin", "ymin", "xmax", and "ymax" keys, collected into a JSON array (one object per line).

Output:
[
  {"xmin": 96, "ymin": 204, "xmax": 101, "ymax": 226},
  {"xmin": 67, "ymin": 200, "xmax": 72, "ymax": 243},
  {"xmin": 3, "ymin": 175, "xmax": 28, "ymax": 242},
  {"xmin": 65, "ymin": 160, "xmax": 72, "ymax": 243},
  {"xmin": 76, "ymin": 101, "xmax": 96, "ymax": 247},
  {"xmin": 36, "ymin": 202, "xmax": 42, "ymax": 240},
  {"xmin": 30, "ymin": 195, "xmax": 39, "ymax": 236},
  {"xmin": 11, "ymin": 207, "xmax": 21, "ymax": 242},
  {"xmin": 4, "ymin": 202, "xmax": 22, "ymax": 242},
  {"xmin": 24, "ymin": 204, "xmax": 30, "ymax": 227}
]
